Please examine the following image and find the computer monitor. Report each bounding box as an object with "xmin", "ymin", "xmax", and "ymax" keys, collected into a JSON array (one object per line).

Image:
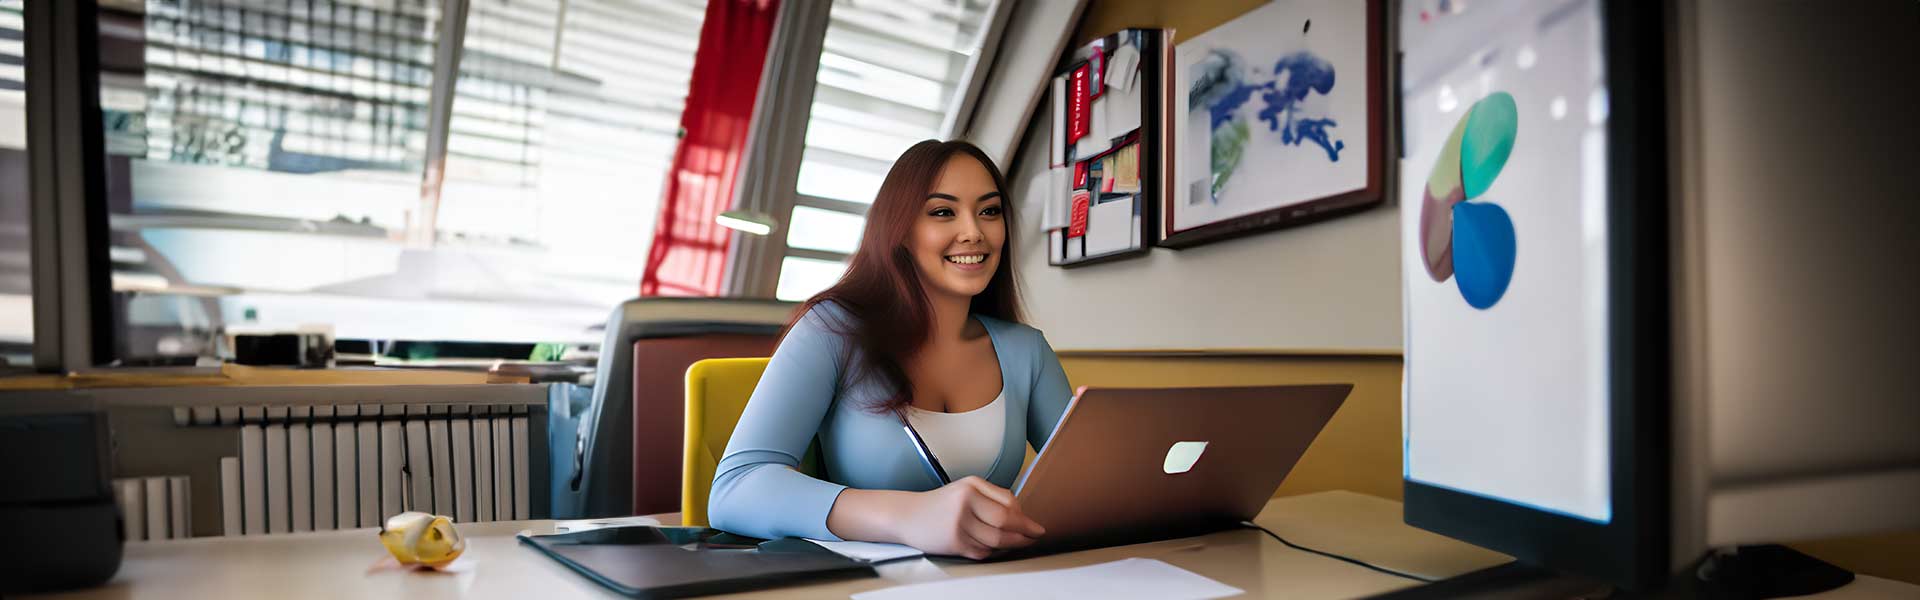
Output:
[
  {"xmin": 1397, "ymin": 0, "xmax": 1670, "ymax": 590},
  {"xmin": 1400, "ymin": 0, "xmax": 1920, "ymax": 592}
]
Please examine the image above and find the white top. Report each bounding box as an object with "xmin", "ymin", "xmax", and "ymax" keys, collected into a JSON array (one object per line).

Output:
[{"xmin": 905, "ymin": 393, "xmax": 1006, "ymax": 481}]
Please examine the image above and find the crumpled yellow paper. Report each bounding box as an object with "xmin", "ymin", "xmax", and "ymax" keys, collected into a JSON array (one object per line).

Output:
[{"xmin": 378, "ymin": 511, "xmax": 465, "ymax": 569}]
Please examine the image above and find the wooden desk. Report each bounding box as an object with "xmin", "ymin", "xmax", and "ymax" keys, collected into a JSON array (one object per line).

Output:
[{"xmin": 25, "ymin": 491, "xmax": 1914, "ymax": 599}]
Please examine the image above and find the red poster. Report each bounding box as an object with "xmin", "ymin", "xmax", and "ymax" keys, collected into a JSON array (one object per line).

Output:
[
  {"xmin": 1067, "ymin": 64, "xmax": 1090, "ymax": 145},
  {"xmin": 1073, "ymin": 161, "xmax": 1089, "ymax": 189},
  {"xmin": 1068, "ymin": 190, "xmax": 1090, "ymax": 238}
]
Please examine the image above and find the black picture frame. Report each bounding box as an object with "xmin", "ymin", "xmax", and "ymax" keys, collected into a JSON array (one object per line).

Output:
[
  {"xmin": 1158, "ymin": 0, "xmax": 1387, "ymax": 250},
  {"xmin": 1401, "ymin": 0, "xmax": 1672, "ymax": 591},
  {"xmin": 1049, "ymin": 30, "xmax": 1166, "ymax": 269}
]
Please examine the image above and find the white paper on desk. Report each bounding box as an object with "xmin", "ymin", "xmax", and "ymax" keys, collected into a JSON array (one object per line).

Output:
[
  {"xmin": 874, "ymin": 558, "xmax": 949, "ymax": 585},
  {"xmin": 805, "ymin": 539, "xmax": 924, "ymax": 563},
  {"xmin": 551, "ymin": 515, "xmax": 661, "ymax": 533},
  {"xmin": 851, "ymin": 558, "xmax": 1242, "ymax": 600}
]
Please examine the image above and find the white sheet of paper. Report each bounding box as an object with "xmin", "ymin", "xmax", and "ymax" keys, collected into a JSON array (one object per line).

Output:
[
  {"xmin": 879, "ymin": 557, "xmax": 952, "ymax": 584},
  {"xmin": 1104, "ymin": 82, "xmax": 1144, "ymax": 137},
  {"xmin": 1106, "ymin": 44, "xmax": 1142, "ymax": 92},
  {"xmin": 550, "ymin": 515, "xmax": 660, "ymax": 533},
  {"xmin": 874, "ymin": 558, "xmax": 950, "ymax": 585},
  {"xmin": 804, "ymin": 539, "xmax": 926, "ymax": 563},
  {"xmin": 851, "ymin": 558, "xmax": 1242, "ymax": 600},
  {"xmin": 1040, "ymin": 166, "xmax": 1070, "ymax": 231},
  {"xmin": 1086, "ymin": 197, "xmax": 1135, "ymax": 256},
  {"xmin": 1050, "ymin": 76, "xmax": 1068, "ymax": 167},
  {"xmin": 1087, "ymin": 95, "xmax": 1110, "ymax": 146}
]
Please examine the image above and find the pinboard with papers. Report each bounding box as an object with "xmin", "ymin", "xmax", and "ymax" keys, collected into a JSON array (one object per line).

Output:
[{"xmin": 1041, "ymin": 29, "xmax": 1171, "ymax": 268}]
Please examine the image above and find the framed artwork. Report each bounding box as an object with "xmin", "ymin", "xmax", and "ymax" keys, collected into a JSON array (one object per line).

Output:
[{"xmin": 1161, "ymin": 0, "xmax": 1386, "ymax": 249}]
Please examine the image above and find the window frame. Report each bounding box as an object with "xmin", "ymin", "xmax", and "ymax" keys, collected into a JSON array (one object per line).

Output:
[{"xmin": 25, "ymin": 0, "xmax": 115, "ymax": 371}]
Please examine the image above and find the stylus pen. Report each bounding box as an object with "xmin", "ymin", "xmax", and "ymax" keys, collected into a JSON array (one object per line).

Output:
[{"xmin": 902, "ymin": 423, "xmax": 952, "ymax": 485}]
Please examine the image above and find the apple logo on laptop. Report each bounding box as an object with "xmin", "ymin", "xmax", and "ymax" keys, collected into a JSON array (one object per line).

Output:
[{"xmin": 1163, "ymin": 441, "xmax": 1209, "ymax": 474}]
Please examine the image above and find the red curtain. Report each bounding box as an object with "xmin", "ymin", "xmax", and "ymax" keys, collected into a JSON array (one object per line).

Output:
[{"xmin": 640, "ymin": 0, "xmax": 781, "ymax": 297}]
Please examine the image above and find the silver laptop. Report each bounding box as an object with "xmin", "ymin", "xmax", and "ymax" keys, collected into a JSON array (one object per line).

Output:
[{"xmin": 1004, "ymin": 384, "xmax": 1350, "ymax": 556}]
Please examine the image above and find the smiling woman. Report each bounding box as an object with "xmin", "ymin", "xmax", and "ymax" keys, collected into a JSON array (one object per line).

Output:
[{"xmin": 706, "ymin": 140, "xmax": 1077, "ymax": 560}]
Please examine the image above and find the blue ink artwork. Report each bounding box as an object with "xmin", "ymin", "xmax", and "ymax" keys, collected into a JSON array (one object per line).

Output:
[
  {"xmin": 1260, "ymin": 52, "xmax": 1343, "ymax": 162},
  {"xmin": 1187, "ymin": 49, "xmax": 1345, "ymax": 203},
  {"xmin": 1190, "ymin": 50, "xmax": 1251, "ymax": 130}
]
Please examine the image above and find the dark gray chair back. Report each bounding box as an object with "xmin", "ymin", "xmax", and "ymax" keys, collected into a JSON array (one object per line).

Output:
[{"xmin": 557, "ymin": 297, "xmax": 795, "ymax": 518}]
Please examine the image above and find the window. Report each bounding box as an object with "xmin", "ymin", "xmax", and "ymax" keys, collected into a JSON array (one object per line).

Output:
[
  {"xmin": 0, "ymin": 0, "xmax": 27, "ymax": 368},
  {"xmin": 436, "ymin": 0, "xmax": 700, "ymax": 310},
  {"xmin": 95, "ymin": 0, "xmax": 704, "ymax": 361},
  {"xmin": 773, "ymin": 0, "xmax": 997, "ymax": 301}
]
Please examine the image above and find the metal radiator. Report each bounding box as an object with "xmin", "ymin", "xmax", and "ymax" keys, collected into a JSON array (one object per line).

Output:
[{"xmin": 201, "ymin": 404, "xmax": 533, "ymax": 536}]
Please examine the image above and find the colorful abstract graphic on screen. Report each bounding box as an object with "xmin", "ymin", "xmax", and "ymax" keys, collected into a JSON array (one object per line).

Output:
[{"xmin": 1419, "ymin": 91, "xmax": 1518, "ymax": 310}]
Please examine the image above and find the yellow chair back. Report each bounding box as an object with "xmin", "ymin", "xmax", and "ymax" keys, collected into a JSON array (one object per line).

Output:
[{"xmin": 681, "ymin": 357, "xmax": 824, "ymax": 526}]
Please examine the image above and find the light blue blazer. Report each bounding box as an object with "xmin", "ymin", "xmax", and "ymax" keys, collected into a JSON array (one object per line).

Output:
[{"xmin": 707, "ymin": 301, "xmax": 1074, "ymax": 541}]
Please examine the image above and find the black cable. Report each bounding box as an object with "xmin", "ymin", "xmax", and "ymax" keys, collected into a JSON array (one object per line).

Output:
[{"xmin": 1240, "ymin": 521, "xmax": 1437, "ymax": 584}]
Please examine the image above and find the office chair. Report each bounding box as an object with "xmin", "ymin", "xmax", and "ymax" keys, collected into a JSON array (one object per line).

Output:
[
  {"xmin": 554, "ymin": 298, "xmax": 794, "ymax": 519},
  {"xmin": 680, "ymin": 357, "xmax": 824, "ymax": 527}
]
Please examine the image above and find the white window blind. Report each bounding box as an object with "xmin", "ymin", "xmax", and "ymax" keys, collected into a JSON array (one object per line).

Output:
[
  {"xmin": 776, "ymin": 0, "xmax": 996, "ymax": 302},
  {"xmin": 0, "ymin": 0, "xmax": 29, "ymax": 360},
  {"xmin": 438, "ymin": 0, "xmax": 705, "ymax": 309},
  {"xmin": 103, "ymin": 0, "xmax": 706, "ymax": 353}
]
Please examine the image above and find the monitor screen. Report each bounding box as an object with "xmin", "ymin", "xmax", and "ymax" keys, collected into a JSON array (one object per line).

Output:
[{"xmin": 1400, "ymin": 0, "xmax": 1612, "ymax": 523}]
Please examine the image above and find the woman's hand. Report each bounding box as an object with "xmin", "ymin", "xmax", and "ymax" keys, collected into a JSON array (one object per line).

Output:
[
  {"xmin": 894, "ymin": 476, "xmax": 1046, "ymax": 559},
  {"xmin": 824, "ymin": 476, "xmax": 1046, "ymax": 560}
]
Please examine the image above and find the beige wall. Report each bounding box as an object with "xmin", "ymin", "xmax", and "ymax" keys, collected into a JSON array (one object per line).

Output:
[{"xmin": 1007, "ymin": 0, "xmax": 1401, "ymax": 352}]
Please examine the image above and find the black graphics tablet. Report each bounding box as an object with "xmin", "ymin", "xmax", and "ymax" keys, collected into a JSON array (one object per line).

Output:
[{"xmin": 517, "ymin": 526, "xmax": 875, "ymax": 599}]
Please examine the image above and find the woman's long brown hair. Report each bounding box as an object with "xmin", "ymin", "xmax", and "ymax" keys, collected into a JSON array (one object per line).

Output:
[{"xmin": 789, "ymin": 139, "xmax": 1024, "ymax": 414}]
